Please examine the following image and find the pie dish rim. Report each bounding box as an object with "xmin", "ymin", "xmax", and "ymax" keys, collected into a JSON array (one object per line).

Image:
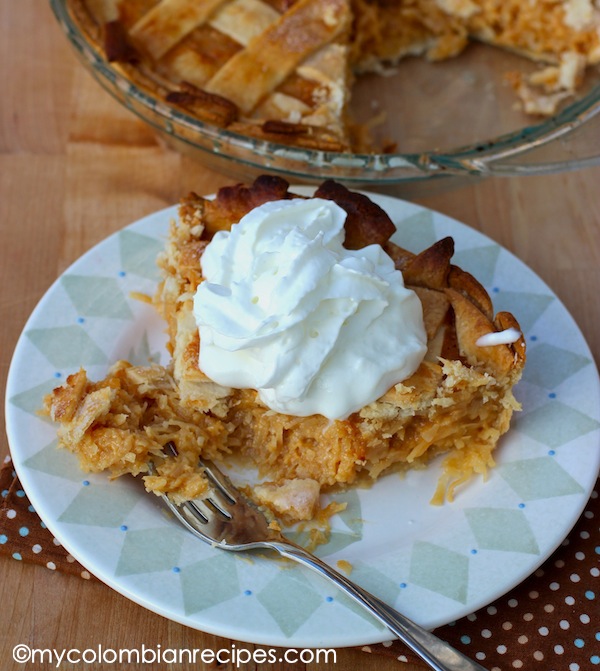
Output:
[{"xmin": 49, "ymin": 0, "xmax": 600, "ymax": 184}]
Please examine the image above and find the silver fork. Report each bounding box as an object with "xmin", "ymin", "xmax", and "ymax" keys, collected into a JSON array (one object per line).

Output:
[{"xmin": 151, "ymin": 457, "xmax": 488, "ymax": 671}]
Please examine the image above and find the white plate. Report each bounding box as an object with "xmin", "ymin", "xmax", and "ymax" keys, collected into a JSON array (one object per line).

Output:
[{"xmin": 5, "ymin": 191, "xmax": 600, "ymax": 648}]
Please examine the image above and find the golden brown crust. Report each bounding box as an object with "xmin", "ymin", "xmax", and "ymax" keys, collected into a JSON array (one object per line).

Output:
[
  {"xmin": 202, "ymin": 174, "xmax": 294, "ymax": 235},
  {"xmin": 166, "ymin": 81, "xmax": 239, "ymax": 126},
  {"xmin": 203, "ymin": 0, "xmax": 351, "ymax": 112},
  {"xmin": 104, "ymin": 19, "xmax": 140, "ymax": 62},
  {"xmin": 313, "ymin": 179, "xmax": 396, "ymax": 249},
  {"xmin": 400, "ymin": 237, "xmax": 455, "ymax": 290},
  {"xmin": 45, "ymin": 369, "xmax": 89, "ymax": 423},
  {"xmin": 228, "ymin": 120, "xmax": 350, "ymax": 152}
]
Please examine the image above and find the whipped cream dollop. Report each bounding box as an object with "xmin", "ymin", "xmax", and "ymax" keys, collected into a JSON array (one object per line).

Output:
[{"xmin": 193, "ymin": 198, "xmax": 427, "ymax": 420}]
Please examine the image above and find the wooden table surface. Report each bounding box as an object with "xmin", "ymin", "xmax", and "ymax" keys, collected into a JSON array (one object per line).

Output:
[{"xmin": 2, "ymin": 2, "xmax": 599, "ymax": 670}]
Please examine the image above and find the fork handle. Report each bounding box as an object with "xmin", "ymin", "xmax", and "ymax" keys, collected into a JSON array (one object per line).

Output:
[{"xmin": 269, "ymin": 541, "xmax": 488, "ymax": 671}]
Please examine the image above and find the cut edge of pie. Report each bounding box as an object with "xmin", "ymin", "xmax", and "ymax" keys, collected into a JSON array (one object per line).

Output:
[{"xmin": 44, "ymin": 176, "xmax": 526, "ymax": 524}]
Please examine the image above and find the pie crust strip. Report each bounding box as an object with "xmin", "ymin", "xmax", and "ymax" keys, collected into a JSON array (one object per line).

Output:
[
  {"xmin": 130, "ymin": 0, "xmax": 231, "ymax": 60},
  {"xmin": 205, "ymin": 0, "xmax": 351, "ymax": 113}
]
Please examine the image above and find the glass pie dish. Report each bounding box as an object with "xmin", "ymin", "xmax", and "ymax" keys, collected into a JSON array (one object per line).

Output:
[{"xmin": 50, "ymin": 0, "xmax": 600, "ymax": 188}]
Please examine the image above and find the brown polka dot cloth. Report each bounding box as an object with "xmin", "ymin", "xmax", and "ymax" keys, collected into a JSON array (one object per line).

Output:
[
  {"xmin": 0, "ymin": 457, "xmax": 97, "ymax": 581},
  {"xmin": 1, "ymin": 457, "xmax": 598, "ymax": 670}
]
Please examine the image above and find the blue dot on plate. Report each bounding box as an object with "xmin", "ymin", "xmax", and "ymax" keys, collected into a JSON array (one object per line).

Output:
[
  {"xmin": 120, "ymin": 525, "xmax": 128, "ymax": 532},
  {"xmin": 400, "ymin": 583, "xmax": 407, "ymax": 589},
  {"xmin": 470, "ymin": 549, "xmax": 478, "ymax": 555},
  {"xmin": 77, "ymin": 317, "xmax": 85, "ymax": 324},
  {"xmin": 54, "ymin": 372, "xmax": 62, "ymax": 378},
  {"xmin": 518, "ymin": 503, "xmax": 526, "ymax": 509},
  {"xmin": 118, "ymin": 271, "xmax": 126, "ymax": 277},
  {"xmin": 244, "ymin": 589, "xmax": 253, "ymax": 596},
  {"xmin": 82, "ymin": 480, "xmax": 90, "ymax": 486},
  {"xmin": 172, "ymin": 567, "xmax": 181, "ymax": 574},
  {"xmin": 325, "ymin": 595, "xmax": 333, "ymax": 602}
]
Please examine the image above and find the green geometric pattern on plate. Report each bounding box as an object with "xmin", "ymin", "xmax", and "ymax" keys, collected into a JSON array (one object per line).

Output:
[
  {"xmin": 515, "ymin": 401, "xmax": 600, "ymax": 447},
  {"xmin": 333, "ymin": 489, "xmax": 362, "ymax": 534},
  {"xmin": 490, "ymin": 291, "xmax": 553, "ymax": 333},
  {"xmin": 180, "ymin": 554, "xmax": 240, "ymax": 614},
  {"xmin": 26, "ymin": 326, "xmax": 107, "ymax": 368},
  {"xmin": 347, "ymin": 563, "xmax": 401, "ymax": 607},
  {"xmin": 115, "ymin": 528, "xmax": 184, "ymax": 576},
  {"xmin": 61, "ymin": 275, "xmax": 133, "ymax": 320},
  {"xmin": 499, "ymin": 457, "xmax": 585, "ymax": 500},
  {"xmin": 395, "ymin": 210, "xmax": 436, "ymax": 253},
  {"xmin": 8, "ymin": 379, "xmax": 59, "ymax": 417},
  {"xmin": 126, "ymin": 331, "xmax": 162, "ymax": 366},
  {"xmin": 308, "ymin": 490, "xmax": 363, "ymax": 557},
  {"xmin": 257, "ymin": 570, "xmax": 324, "ymax": 636},
  {"xmin": 23, "ymin": 440, "xmax": 84, "ymax": 482},
  {"xmin": 452, "ymin": 244, "xmax": 500, "ymax": 287},
  {"xmin": 314, "ymin": 564, "xmax": 392, "ymax": 628},
  {"xmin": 58, "ymin": 483, "xmax": 140, "ymax": 526},
  {"xmin": 310, "ymin": 530, "xmax": 360, "ymax": 557},
  {"xmin": 523, "ymin": 343, "xmax": 591, "ymax": 389},
  {"xmin": 464, "ymin": 508, "xmax": 540, "ymax": 554},
  {"xmin": 409, "ymin": 542, "xmax": 469, "ymax": 603},
  {"xmin": 119, "ymin": 230, "xmax": 164, "ymax": 280}
]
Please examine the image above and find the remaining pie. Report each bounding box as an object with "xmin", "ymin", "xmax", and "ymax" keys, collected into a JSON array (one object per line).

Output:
[
  {"xmin": 65, "ymin": 0, "xmax": 600, "ymax": 150},
  {"xmin": 44, "ymin": 176, "xmax": 526, "ymax": 523}
]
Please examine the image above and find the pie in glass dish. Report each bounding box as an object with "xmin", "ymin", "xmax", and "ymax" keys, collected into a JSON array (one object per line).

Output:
[
  {"xmin": 67, "ymin": 0, "xmax": 600, "ymax": 150},
  {"xmin": 44, "ymin": 177, "xmax": 526, "ymax": 523}
]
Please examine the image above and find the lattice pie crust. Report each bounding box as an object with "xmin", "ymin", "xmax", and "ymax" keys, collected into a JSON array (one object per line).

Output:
[{"xmin": 68, "ymin": 0, "xmax": 600, "ymax": 150}]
